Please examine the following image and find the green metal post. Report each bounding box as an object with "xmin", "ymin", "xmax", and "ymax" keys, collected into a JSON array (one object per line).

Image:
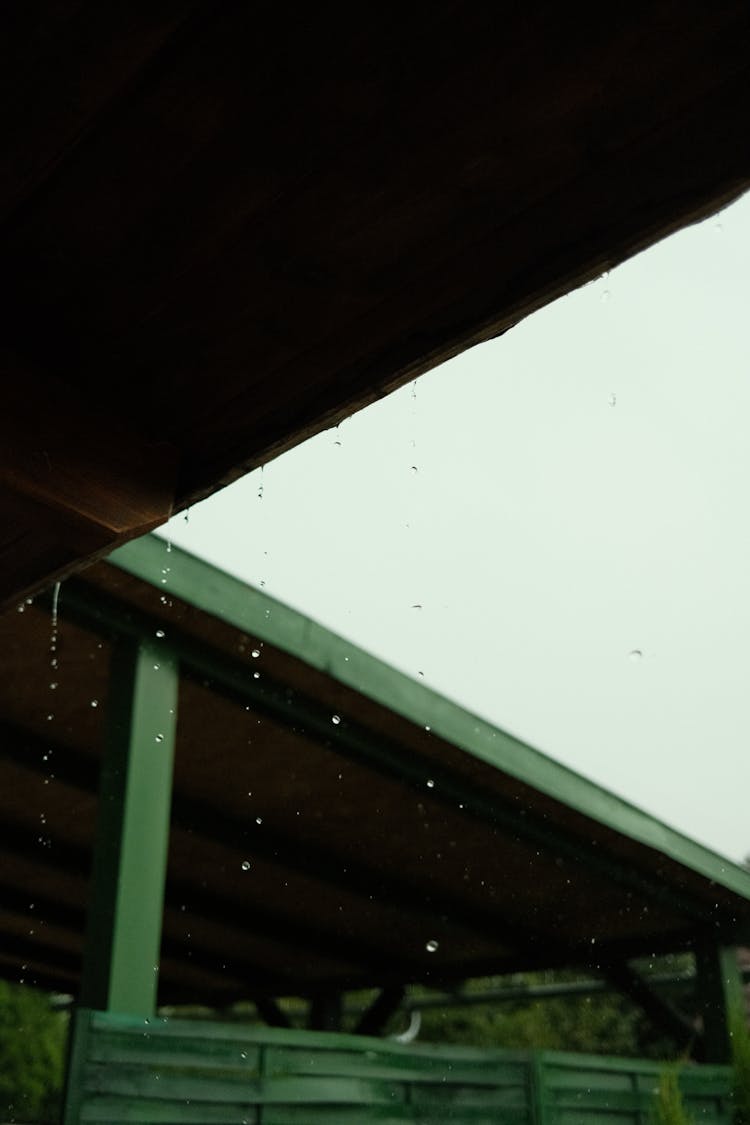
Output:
[
  {"xmin": 695, "ymin": 942, "xmax": 744, "ymax": 1063},
  {"xmin": 78, "ymin": 637, "xmax": 179, "ymax": 1016}
]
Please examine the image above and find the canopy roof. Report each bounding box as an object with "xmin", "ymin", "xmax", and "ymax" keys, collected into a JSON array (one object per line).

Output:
[
  {"xmin": 1, "ymin": 535, "xmax": 749, "ymax": 1005},
  {"xmin": 2, "ymin": 4, "xmax": 750, "ymax": 608}
]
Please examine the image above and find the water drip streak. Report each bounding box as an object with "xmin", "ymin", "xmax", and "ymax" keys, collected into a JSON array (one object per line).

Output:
[{"xmin": 51, "ymin": 582, "xmax": 61, "ymax": 631}]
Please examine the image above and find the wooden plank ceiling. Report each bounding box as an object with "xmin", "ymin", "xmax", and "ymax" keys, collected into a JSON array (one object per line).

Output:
[{"xmin": 2, "ymin": 2, "xmax": 750, "ymax": 608}]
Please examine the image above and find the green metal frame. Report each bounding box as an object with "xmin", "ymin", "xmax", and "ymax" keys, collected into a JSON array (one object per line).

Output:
[{"xmin": 78, "ymin": 637, "xmax": 178, "ymax": 1016}]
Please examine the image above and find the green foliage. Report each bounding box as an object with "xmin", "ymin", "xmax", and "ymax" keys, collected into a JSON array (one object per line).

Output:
[
  {"xmin": 400, "ymin": 958, "xmax": 691, "ymax": 1059},
  {"xmin": 0, "ymin": 981, "xmax": 68, "ymax": 1123},
  {"xmin": 730, "ymin": 1010, "xmax": 750, "ymax": 1125},
  {"xmin": 651, "ymin": 1068, "xmax": 694, "ymax": 1125}
]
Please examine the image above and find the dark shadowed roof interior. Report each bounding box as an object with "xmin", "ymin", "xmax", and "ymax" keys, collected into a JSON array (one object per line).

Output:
[{"xmin": 1, "ymin": 3, "xmax": 750, "ymax": 608}]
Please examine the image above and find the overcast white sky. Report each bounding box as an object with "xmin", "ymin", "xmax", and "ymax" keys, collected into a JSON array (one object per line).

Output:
[{"xmin": 158, "ymin": 190, "xmax": 750, "ymax": 864}]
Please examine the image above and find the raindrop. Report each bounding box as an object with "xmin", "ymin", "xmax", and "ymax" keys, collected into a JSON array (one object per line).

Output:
[
  {"xmin": 425, "ymin": 939, "xmax": 439, "ymax": 953},
  {"xmin": 411, "ymin": 466, "xmax": 418, "ymax": 474},
  {"xmin": 601, "ymin": 289, "xmax": 611, "ymax": 302},
  {"xmin": 17, "ymin": 604, "xmax": 25, "ymax": 613},
  {"xmin": 424, "ymin": 725, "xmax": 431, "ymax": 733},
  {"xmin": 411, "ymin": 604, "xmax": 422, "ymax": 610},
  {"xmin": 253, "ymin": 671, "xmax": 260, "ymax": 679},
  {"xmin": 49, "ymin": 682, "xmax": 58, "ymax": 691},
  {"xmin": 183, "ymin": 509, "xmax": 190, "ymax": 523},
  {"xmin": 608, "ymin": 393, "xmax": 617, "ymax": 407},
  {"xmin": 426, "ymin": 779, "xmax": 435, "ymax": 789},
  {"xmin": 154, "ymin": 733, "xmax": 164, "ymax": 744},
  {"xmin": 166, "ymin": 541, "xmax": 172, "ymax": 553},
  {"xmin": 255, "ymin": 817, "xmax": 263, "ymax": 825},
  {"xmin": 628, "ymin": 649, "xmax": 643, "ymax": 663},
  {"xmin": 331, "ymin": 714, "xmax": 341, "ymax": 725},
  {"xmin": 90, "ymin": 700, "xmax": 98, "ymax": 708},
  {"xmin": 241, "ymin": 860, "xmax": 251, "ymax": 871},
  {"xmin": 153, "ymin": 664, "xmax": 160, "ymax": 671},
  {"xmin": 251, "ymin": 649, "xmax": 260, "ymax": 659},
  {"xmin": 155, "ymin": 629, "xmax": 165, "ymax": 639}
]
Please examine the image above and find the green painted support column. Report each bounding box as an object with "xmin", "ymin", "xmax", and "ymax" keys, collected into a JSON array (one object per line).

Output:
[
  {"xmin": 78, "ymin": 637, "xmax": 178, "ymax": 1017},
  {"xmin": 695, "ymin": 942, "xmax": 744, "ymax": 1063}
]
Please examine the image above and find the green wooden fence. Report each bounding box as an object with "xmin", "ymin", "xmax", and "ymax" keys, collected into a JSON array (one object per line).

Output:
[{"xmin": 63, "ymin": 1008, "xmax": 731, "ymax": 1124}]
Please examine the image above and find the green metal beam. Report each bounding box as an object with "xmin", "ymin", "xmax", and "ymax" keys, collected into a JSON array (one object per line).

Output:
[{"xmin": 79, "ymin": 638, "xmax": 178, "ymax": 1017}]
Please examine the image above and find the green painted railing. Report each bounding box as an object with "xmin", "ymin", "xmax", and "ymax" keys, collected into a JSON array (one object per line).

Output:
[{"xmin": 63, "ymin": 1008, "xmax": 731, "ymax": 1124}]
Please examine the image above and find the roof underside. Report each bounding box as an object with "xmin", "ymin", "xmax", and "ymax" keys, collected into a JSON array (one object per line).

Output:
[
  {"xmin": 1, "ymin": 3, "xmax": 750, "ymax": 608},
  {"xmin": 1, "ymin": 537, "xmax": 749, "ymax": 1005}
]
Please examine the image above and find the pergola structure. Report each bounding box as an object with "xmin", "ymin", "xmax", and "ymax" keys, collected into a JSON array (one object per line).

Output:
[
  {"xmin": 1, "ymin": 537, "xmax": 749, "ymax": 1121},
  {"xmin": 1, "ymin": 3, "xmax": 750, "ymax": 610}
]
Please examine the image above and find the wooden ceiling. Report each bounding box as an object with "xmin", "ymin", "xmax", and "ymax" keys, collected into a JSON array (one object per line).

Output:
[{"xmin": 2, "ymin": 2, "xmax": 750, "ymax": 608}]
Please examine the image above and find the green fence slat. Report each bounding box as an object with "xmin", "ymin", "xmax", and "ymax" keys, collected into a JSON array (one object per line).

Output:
[{"xmin": 65, "ymin": 1009, "xmax": 733, "ymax": 1125}]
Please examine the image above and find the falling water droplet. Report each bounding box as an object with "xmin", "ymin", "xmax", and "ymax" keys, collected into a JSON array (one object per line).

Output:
[
  {"xmin": 155, "ymin": 629, "xmax": 165, "ymax": 639},
  {"xmin": 251, "ymin": 649, "xmax": 260, "ymax": 659},
  {"xmin": 332, "ymin": 714, "xmax": 341, "ymax": 725},
  {"xmin": 255, "ymin": 817, "xmax": 263, "ymax": 825},
  {"xmin": 241, "ymin": 860, "xmax": 251, "ymax": 871},
  {"xmin": 608, "ymin": 393, "xmax": 617, "ymax": 407},
  {"xmin": 90, "ymin": 700, "xmax": 98, "ymax": 708},
  {"xmin": 601, "ymin": 289, "xmax": 611, "ymax": 303},
  {"xmin": 425, "ymin": 939, "xmax": 439, "ymax": 953},
  {"xmin": 628, "ymin": 649, "xmax": 643, "ymax": 663},
  {"xmin": 426, "ymin": 779, "xmax": 435, "ymax": 789},
  {"xmin": 155, "ymin": 733, "xmax": 164, "ymax": 744}
]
